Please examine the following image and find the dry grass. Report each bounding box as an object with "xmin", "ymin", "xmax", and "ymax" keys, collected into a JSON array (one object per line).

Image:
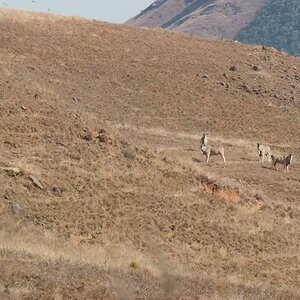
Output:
[
  {"xmin": 0, "ymin": 7, "xmax": 84, "ymax": 22},
  {"xmin": 0, "ymin": 7, "xmax": 299, "ymax": 299},
  {"xmin": 1, "ymin": 227, "xmax": 299, "ymax": 299},
  {"xmin": 0, "ymin": 228, "xmax": 163, "ymax": 276}
]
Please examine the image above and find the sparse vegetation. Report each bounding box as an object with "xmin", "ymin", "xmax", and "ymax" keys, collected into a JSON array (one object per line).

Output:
[
  {"xmin": 236, "ymin": 0, "xmax": 300, "ymax": 56},
  {"xmin": 130, "ymin": 261, "xmax": 139, "ymax": 269},
  {"xmin": 130, "ymin": 0, "xmax": 300, "ymax": 56},
  {"xmin": 0, "ymin": 7, "xmax": 299, "ymax": 299}
]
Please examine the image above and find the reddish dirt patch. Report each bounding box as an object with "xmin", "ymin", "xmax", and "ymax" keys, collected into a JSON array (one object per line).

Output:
[{"xmin": 201, "ymin": 178, "xmax": 240, "ymax": 202}]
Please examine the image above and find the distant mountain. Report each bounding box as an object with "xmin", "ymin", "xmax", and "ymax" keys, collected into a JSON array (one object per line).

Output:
[
  {"xmin": 127, "ymin": 0, "xmax": 300, "ymax": 56},
  {"xmin": 127, "ymin": 0, "xmax": 266, "ymax": 39},
  {"xmin": 236, "ymin": 0, "xmax": 300, "ymax": 56}
]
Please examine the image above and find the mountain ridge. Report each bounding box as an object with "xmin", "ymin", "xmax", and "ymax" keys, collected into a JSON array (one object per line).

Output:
[
  {"xmin": 127, "ymin": 0, "xmax": 265, "ymax": 39},
  {"xmin": 127, "ymin": 0, "xmax": 300, "ymax": 56}
]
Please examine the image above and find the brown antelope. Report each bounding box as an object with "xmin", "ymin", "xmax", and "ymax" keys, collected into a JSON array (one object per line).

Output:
[{"xmin": 200, "ymin": 144, "xmax": 226, "ymax": 164}]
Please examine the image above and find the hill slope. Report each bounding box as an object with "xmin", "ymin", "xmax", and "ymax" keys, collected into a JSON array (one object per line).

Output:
[
  {"xmin": 127, "ymin": 0, "xmax": 265, "ymax": 39},
  {"xmin": 128, "ymin": 0, "xmax": 300, "ymax": 56},
  {"xmin": 235, "ymin": 0, "xmax": 300, "ymax": 56},
  {"xmin": 0, "ymin": 8, "xmax": 300, "ymax": 299}
]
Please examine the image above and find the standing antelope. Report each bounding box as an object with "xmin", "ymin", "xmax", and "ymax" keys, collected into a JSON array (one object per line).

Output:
[
  {"xmin": 271, "ymin": 154, "xmax": 293, "ymax": 172},
  {"xmin": 200, "ymin": 133, "xmax": 208, "ymax": 147},
  {"xmin": 257, "ymin": 143, "xmax": 271, "ymax": 163},
  {"xmin": 200, "ymin": 144, "xmax": 226, "ymax": 164}
]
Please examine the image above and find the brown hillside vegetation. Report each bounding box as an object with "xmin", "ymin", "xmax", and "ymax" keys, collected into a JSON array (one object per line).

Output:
[{"xmin": 0, "ymin": 8, "xmax": 300, "ymax": 299}]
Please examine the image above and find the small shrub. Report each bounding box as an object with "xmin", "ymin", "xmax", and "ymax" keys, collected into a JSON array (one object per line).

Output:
[
  {"xmin": 130, "ymin": 261, "xmax": 139, "ymax": 269},
  {"xmin": 254, "ymin": 192, "xmax": 263, "ymax": 200},
  {"xmin": 123, "ymin": 147, "xmax": 136, "ymax": 160}
]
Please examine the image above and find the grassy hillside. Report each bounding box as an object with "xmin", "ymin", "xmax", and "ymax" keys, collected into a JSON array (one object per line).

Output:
[
  {"xmin": 236, "ymin": 0, "xmax": 300, "ymax": 56},
  {"xmin": 0, "ymin": 8, "xmax": 300, "ymax": 299}
]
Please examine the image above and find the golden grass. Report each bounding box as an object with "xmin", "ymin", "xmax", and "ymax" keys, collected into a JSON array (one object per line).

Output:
[
  {"xmin": 0, "ymin": 228, "xmax": 164, "ymax": 277},
  {"xmin": 0, "ymin": 8, "xmax": 299, "ymax": 298},
  {"xmin": 113, "ymin": 122, "xmax": 297, "ymax": 153},
  {"xmin": 0, "ymin": 7, "xmax": 84, "ymax": 23}
]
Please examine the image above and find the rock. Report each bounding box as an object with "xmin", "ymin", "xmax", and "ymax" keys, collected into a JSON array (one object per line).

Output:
[
  {"xmin": 29, "ymin": 175, "xmax": 44, "ymax": 190},
  {"xmin": 241, "ymin": 84, "xmax": 251, "ymax": 93},
  {"xmin": 220, "ymin": 82, "xmax": 230, "ymax": 88},
  {"xmin": 252, "ymin": 65, "xmax": 260, "ymax": 71},
  {"xmin": 20, "ymin": 105, "xmax": 28, "ymax": 111},
  {"xmin": 0, "ymin": 167, "xmax": 21, "ymax": 176},
  {"xmin": 11, "ymin": 202, "xmax": 23, "ymax": 214},
  {"xmin": 170, "ymin": 224, "xmax": 176, "ymax": 231},
  {"xmin": 52, "ymin": 186, "xmax": 62, "ymax": 196},
  {"xmin": 123, "ymin": 146, "xmax": 136, "ymax": 159},
  {"xmin": 82, "ymin": 133, "xmax": 93, "ymax": 141},
  {"xmin": 229, "ymin": 66, "xmax": 237, "ymax": 71},
  {"xmin": 202, "ymin": 74, "xmax": 209, "ymax": 79}
]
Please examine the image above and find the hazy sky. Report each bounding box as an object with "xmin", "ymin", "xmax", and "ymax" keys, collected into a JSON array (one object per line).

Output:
[{"xmin": 0, "ymin": 0, "xmax": 154, "ymax": 23}]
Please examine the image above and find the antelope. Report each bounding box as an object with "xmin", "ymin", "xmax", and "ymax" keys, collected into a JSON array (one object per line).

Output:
[
  {"xmin": 257, "ymin": 143, "xmax": 271, "ymax": 163},
  {"xmin": 200, "ymin": 144, "xmax": 226, "ymax": 164},
  {"xmin": 271, "ymin": 154, "xmax": 293, "ymax": 172},
  {"xmin": 200, "ymin": 133, "xmax": 208, "ymax": 147}
]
